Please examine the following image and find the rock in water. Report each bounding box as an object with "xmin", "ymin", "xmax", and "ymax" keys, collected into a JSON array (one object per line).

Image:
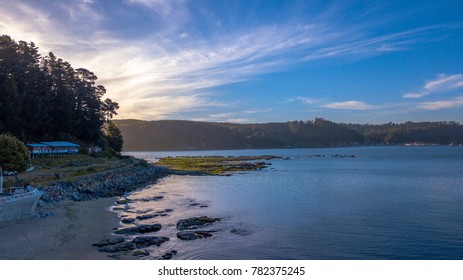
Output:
[
  {"xmin": 92, "ymin": 237, "xmax": 125, "ymax": 247},
  {"xmin": 121, "ymin": 218, "xmax": 135, "ymax": 224},
  {"xmin": 114, "ymin": 224, "xmax": 162, "ymax": 235},
  {"xmin": 177, "ymin": 231, "xmax": 214, "ymax": 240},
  {"xmin": 98, "ymin": 236, "xmax": 169, "ymax": 254},
  {"xmin": 116, "ymin": 198, "xmax": 131, "ymax": 204},
  {"xmin": 176, "ymin": 216, "xmax": 220, "ymax": 230},
  {"xmin": 136, "ymin": 213, "xmax": 159, "ymax": 220},
  {"xmin": 108, "ymin": 237, "xmax": 125, "ymax": 245},
  {"xmin": 133, "ymin": 250, "xmax": 149, "ymax": 257},
  {"xmin": 132, "ymin": 236, "xmax": 169, "ymax": 248}
]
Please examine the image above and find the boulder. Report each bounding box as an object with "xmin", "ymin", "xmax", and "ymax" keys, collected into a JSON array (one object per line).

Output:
[
  {"xmin": 114, "ymin": 223, "xmax": 162, "ymax": 235},
  {"xmin": 116, "ymin": 198, "xmax": 131, "ymax": 204},
  {"xmin": 121, "ymin": 218, "xmax": 135, "ymax": 224},
  {"xmin": 136, "ymin": 213, "xmax": 159, "ymax": 220},
  {"xmin": 108, "ymin": 237, "xmax": 125, "ymax": 245},
  {"xmin": 132, "ymin": 236, "xmax": 169, "ymax": 248},
  {"xmin": 132, "ymin": 250, "xmax": 149, "ymax": 257},
  {"xmin": 97, "ymin": 236, "xmax": 169, "ymax": 254},
  {"xmin": 177, "ymin": 231, "xmax": 214, "ymax": 240},
  {"xmin": 93, "ymin": 237, "xmax": 125, "ymax": 247},
  {"xmin": 176, "ymin": 216, "xmax": 220, "ymax": 230},
  {"xmin": 136, "ymin": 196, "xmax": 164, "ymax": 202}
]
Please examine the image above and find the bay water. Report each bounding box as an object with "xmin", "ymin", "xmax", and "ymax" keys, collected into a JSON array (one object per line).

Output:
[{"xmin": 122, "ymin": 146, "xmax": 463, "ymax": 259}]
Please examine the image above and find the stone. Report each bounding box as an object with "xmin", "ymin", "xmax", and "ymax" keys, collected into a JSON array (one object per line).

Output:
[
  {"xmin": 93, "ymin": 237, "xmax": 125, "ymax": 247},
  {"xmin": 93, "ymin": 240, "xmax": 111, "ymax": 247},
  {"xmin": 176, "ymin": 216, "xmax": 221, "ymax": 230},
  {"xmin": 114, "ymin": 223, "xmax": 162, "ymax": 235},
  {"xmin": 116, "ymin": 198, "xmax": 130, "ymax": 204},
  {"xmin": 136, "ymin": 213, "xmax": 159, "ymax": 220},
  {"xmin": 121, "ymin": 218, "xmax": 135, "ymax": 224},
  {"xmin": 113, "ymin": 242, "xmax": 135, "ymax": 252},
  {"xmin": 108, "ymin": 237, "xmax": 125, "ymax": 245},
  {"xmin": 137, "ymin": 196, "xmax": 164, "ymax": 202},
  {"xmin": 132, "ymin": 236, "xmax": 169, "ymax": 248},
  {"xmin": 161, "ymin": 252, "xmax": 173, "ymax": 259},
  {"xmin": 177, "ymin": 231, "xmax": 214, "ymax": 240},
  {"xmin": 71, "ymin": 192, "xmax": 81, "ymax": 201},
  {"xmin": 133, "ymin": 250, "xmax": 149, "ymax": 257},
  {"xmin": 97, "ymin": 236, "xmax": 168, "ymax": 254},
  {"xmin": 136, "ymin": 209, "xmax": 153, "ymax": 214},
  {"xmin": 98, "ymin": 247, "xmax": 117, "ymax": 253}
]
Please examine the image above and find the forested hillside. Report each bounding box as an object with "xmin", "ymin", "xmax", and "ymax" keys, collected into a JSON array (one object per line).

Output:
[
  {"xmin": 0, "ymin": 35, "xmax": 118, "ymax": 144},
  {"xmin": 344, "ymin": 121, "xmax": 463, "ymax": 145},
  {"xmin": 114, "ymin": 119, "xmax": 463, "ymax": 151},
  {"xmin": 114, "ymin": 119, "xmax": 364, "ymax": 151}
]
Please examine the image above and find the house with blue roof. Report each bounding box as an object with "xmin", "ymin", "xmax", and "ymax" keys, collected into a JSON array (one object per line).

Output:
[{"xmin": 27, "ymin": 141, "xmax": 79, "ymax": 158}]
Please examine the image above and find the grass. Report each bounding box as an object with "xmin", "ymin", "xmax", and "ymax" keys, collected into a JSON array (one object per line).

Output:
[
  {"xmin": 155, "ymin": 155, "xmax": 279, "ymax": 175},
  {"xmin": 3, "ymin": 154, "xmax": 137, "ymax": 189}
]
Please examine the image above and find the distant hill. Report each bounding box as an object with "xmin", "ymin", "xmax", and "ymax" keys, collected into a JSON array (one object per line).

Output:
[
  {"xmin": 114, "ymin": 119, "xmax": 463, "ymax": 151},
  {"xmin": 343, "ymin": 121, "xmax": 463, "ymax": 145},
  {"xmin": 113, "ymin": 118, "xmax": 364, "ymax": 151}
]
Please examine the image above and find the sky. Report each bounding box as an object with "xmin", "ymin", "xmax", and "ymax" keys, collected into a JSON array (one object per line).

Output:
[{"xmin": 1, "ymin": 0, "xmax": 462, "ymax": 124}]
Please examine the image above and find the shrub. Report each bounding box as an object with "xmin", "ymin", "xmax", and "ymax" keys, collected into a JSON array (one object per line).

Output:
[{"xmin": 0, "ymin": 134, "xmax": 29, "ymax": 172}]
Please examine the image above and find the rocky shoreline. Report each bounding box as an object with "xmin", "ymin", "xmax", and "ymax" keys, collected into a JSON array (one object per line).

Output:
[
  {"xmin": 26, "ymin": 156, "xmax": 278, "ymax": 259},
  {"xmin": 37, "ymin": 164, "xmax": 173, "ymax": 204},
  {"xmin": 28, "ymin": 163, "xmax": 224, "ymax": 260}
]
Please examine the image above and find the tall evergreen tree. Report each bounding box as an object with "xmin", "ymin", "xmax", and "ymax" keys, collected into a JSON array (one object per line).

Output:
[
  {"xmin": 0, "ymin": 35, "xmax": 119, "ymax": 145},
  {"xmin": 105, "ymin": 121, "xmax": 124, "ymax": 152}
]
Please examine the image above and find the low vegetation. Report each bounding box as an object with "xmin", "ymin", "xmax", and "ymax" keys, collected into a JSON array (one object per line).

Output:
[
  {"xmin": 1, "ymin": 154, "xmax": 137, "ymax": 190},
  {"xmin": 0, "ymin": 134, "xmax": 29, "ymax": 172},
  {"xmin": 155, "ymin": 156, "xmax": 279, "ymax": 175}
]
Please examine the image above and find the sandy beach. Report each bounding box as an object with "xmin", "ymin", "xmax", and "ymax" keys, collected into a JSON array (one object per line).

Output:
[{"xmin": 0, "ymin": 198, "xmax": 119, "ymax": 260}]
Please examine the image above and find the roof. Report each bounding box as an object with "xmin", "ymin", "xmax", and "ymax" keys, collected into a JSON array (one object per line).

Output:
[
  {"xmin": 40, "ymin": 141, "xmax": 80, "ymax": 147},
  {"xmin": 27, "ymin": 143, "xmax": 49, "ymax": 147}
]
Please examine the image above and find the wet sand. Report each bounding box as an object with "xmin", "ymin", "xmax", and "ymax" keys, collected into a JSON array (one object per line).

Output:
[{"xmin": 0, "ymin": 198, "xmax": 119, "ymax": 260}]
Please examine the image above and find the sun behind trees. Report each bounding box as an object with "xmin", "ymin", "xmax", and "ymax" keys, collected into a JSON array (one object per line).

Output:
[{"xmin": 0, "ymin": 35, "xmax": 119, "ymax": 146}]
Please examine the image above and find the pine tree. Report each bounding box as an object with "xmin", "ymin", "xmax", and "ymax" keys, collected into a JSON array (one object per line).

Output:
[{"xmin": 105, "ymin": 121, "xmax": 124, "ymax": 152}]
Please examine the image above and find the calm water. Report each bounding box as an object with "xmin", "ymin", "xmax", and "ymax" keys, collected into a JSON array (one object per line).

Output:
[{"xmin": 122, "ymin": 146, "xmax": 463, "ymax": 259}]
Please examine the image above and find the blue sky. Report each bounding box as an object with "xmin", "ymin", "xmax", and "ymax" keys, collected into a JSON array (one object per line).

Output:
[{"xmin": 1, "ymin": 0, "xmax": 462, "ymax": 123}]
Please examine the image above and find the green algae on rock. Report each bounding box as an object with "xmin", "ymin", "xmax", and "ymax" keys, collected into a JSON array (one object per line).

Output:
[{"xmin": 155, "ymin": 155, "xmax": 280, "ymax": 175}]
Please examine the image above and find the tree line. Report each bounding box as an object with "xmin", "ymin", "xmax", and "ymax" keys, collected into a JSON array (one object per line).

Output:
[
  {"xmin": 343, "ymin": 121, "xmax": 463, "ymax": 145},
  {"xmin": 0, "ymin": 35, "xmax": 121, "ymax": 150},
  {"xmin": 114, "ymin": 119, "xmax": 365, "ymax": 151},
  {"xmin": 114, "ymin": 119, "xmax": 463, "ymax": 151}
]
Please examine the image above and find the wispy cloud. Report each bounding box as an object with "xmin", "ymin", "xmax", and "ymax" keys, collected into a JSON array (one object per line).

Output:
[
  {"xmin": 403, "ymin": 73, "xmax": 463, "ymax": 98},
  {"xmin": 126, "ymin": 0, "xmax": 186, "ymax": 15},
  {"xmin": 418, "ymin": 96, "xmax": 463, "ymax": 110},
  {"xmin": 193, "ymin": 108, "xmax": 273, "ymax": 123},
  {"xmin": 288, "ymin": 97, "xmax": 322, "ymax": 104},
  {"xmin": 0, "ymin": 1, "xmax": 454, "ymax": 120},
  {"xmin": 304, "ymin": 26, "xmax": 443, "ymax": 61},
  {"xmin": 322, "ymin": 100, "xmax": 378, "ymax": 110},
  {"xmin": 125, "ymin": 94, "xmax": 229, "ymax": 120}
]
